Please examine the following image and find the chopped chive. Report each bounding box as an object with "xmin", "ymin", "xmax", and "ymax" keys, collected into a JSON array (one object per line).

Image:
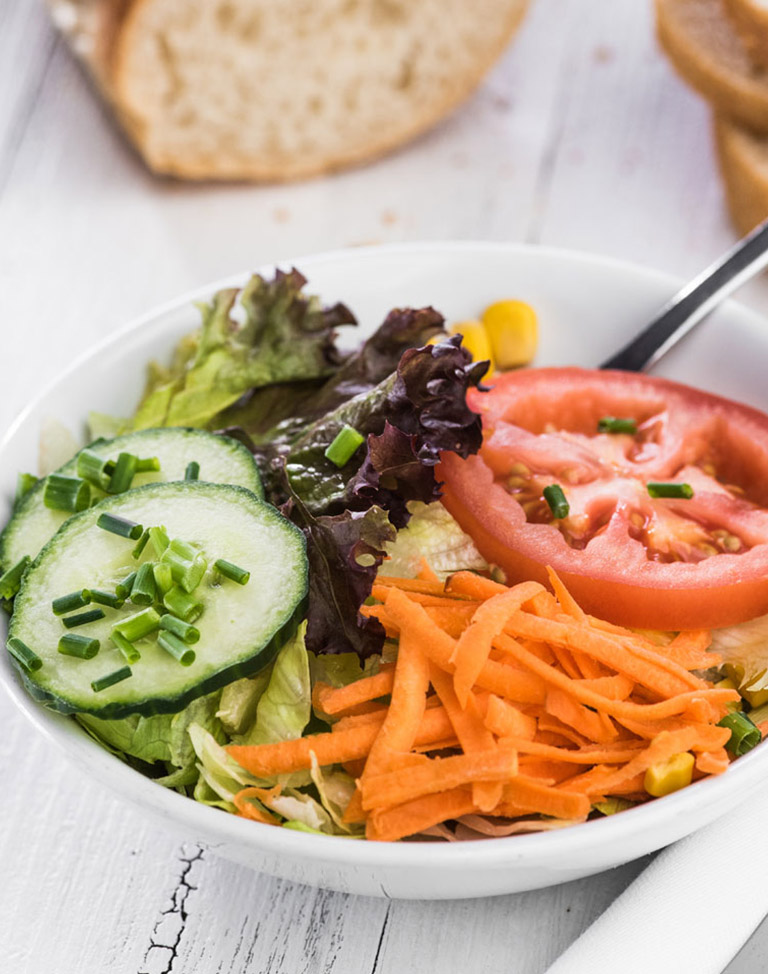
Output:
[
  {"xmin": 112, "ymin": 607, "xmax": 161, "ymax": 642},
  {"xmin": 91, "ymin": 666, "xmax": 132, "ymax": 692},
  {"xmin": 160, "ymin": 614, "xmax": 200, "ymax": 644},
  {"xmin": 115, "ymin": 571, "xmax": 137, "ymax": 600},
  {"xmin": 130, "ymin": 562, "xmax": 156, "ymax": 606},
  {"xmin": 0, "ymin": 556, "xmax": 30, "ymax": 600},
  {"xmin": 97, "ymin": 513, "xmax": 144, "ymax": 540},
  {"xmin": 162, "ymin": 542, "xmax": 207, "ymax": 593},
  {"xmin": 14, "ymin": 473, "xmax": 38, "ymax": 508},
  {"xmin": 6, "ymin": 636, "xmax": 42, "ymax": 672},
  {"xmin": 62, "ymin": 608, "xmax": 105, "ymax": 629},
  {"xmin": 111, "ymin": 631, "xmax": 140, "ymax": 664},
  {"xmin": 647, "ymin": 482, "xmax": 694, "ymax": 500},
  {"xmin": 58, "ymin": 633, "xmax": 100, "ymax": 659},
  {"xmin": 169, "ymin": 538, "xmax": 199, "ymax": 561},
  {"xmin": 76, "ymin": 449, "xmax": 110, "ymax": 489},
  {"xmin": 153, "ymin": 562, "xmax": 174, "ymax": 596},
  {"xmin": 43, "ymin": 474, "xmax": 90, "ymax": 513},
  {"xmin": 719, "ymin": 711, "xmax": 762, "ymax": 756},
  {"xmin": 136, "ymin": 456, "xmax": 161, "ymax": 473},
  {"xmin": 543, "ymin": 484, "xmax": 570, "ymax": 519},
  {"xmin": 163, "ymin": 586, "xmax": 203, "ymax": 623},
  {"xmin": 103, "ymin": 460, "xmax": 116, "ymax": 476},
  {"xmin": 107, "ymin": 452, "xmax": 138, "ymax": 494},
  {"xmin": 132, "ymin": 529, "xmax": 150, "ymax": 560},
  {"xmin": 149, "ymin": 525, "xmax": 170, "ymax": 558},
  {"xmin": 324, "ymin": 425, "xmax": 365, "ymax": 468},
  {"xmin": 52, "ymin": 589, "xmax": 92, "ymax": 615},
  {"xmin": 214, "ymin": 559, "xmax": 250, "ymax": 586},
  {"xmin": 90, "ymin": 590, "xmax": 124, "ymax": 610},
  {"xmin": 157, "ymin": 631, "xmax": 196, "ymax": 666},
  {"xmin": 184, "ymin": 461, "xmax": 200, "ymax": 481},
  {"xmin": 597, "ymin": 416, "xmax": 638, "ymax": 435}
]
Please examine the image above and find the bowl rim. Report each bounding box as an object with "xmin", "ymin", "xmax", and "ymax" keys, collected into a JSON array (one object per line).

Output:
[{"xmin": 3, "ymin": 239, "xmax": 768, "ymax": 870}]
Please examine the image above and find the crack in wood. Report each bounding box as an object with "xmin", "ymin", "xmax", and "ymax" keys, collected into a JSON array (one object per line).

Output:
[
  {"xmin": 137, "ymin": 844, "xmax": 205, "ymax": 974},
  {"xmin": 369, "ymin": 903, "xmax": 391, "ymax": 974}
]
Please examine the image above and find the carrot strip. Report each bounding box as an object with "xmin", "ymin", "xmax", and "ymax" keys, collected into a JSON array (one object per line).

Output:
[
  {"xmin": 446, "ymin": 571, "xmax": 511, "ymax": 600},
  {"xmin": 546, "ymin": 689, "xmax": 617, "ymax": 744},
  {"xmin": 574, "ymin": 675, "xmax": 634, "ymax": 700},
  {"xmin": 362, "ymin": 628, "xmax": 431, "ymax": 778},
  {"xmin": 535, "ymin": 716, "xmax": 591, "ymax": 748},
  {"xmin": 504, "ymin": 735, "xmax": 646, "ymax": 764},
  {"xmin": 367, "ymin": 788, "xmax": 476, "ymax": 842},
  {"xmin": 373, "ymin": 577, "xmax": 449, "ymax": 595},
  {"xmin": 550, "ymin": 645, "xmax": 583, "ymax": 680},
  {"xmin": 451, "ymin": 581, "xmax": 544, "ymax": 707},
  {"xmin": 417, "ymin": 558, "xmax": 440, "ymax": 584},
  {"xmin": 384, "ymin": 588, "xmax": 547, "ymax": 704},
  {"xmin": 696, "ymin": 749, "xmax": 730, "ymax": 775},
  {"xmin": 342, "ymin": 759, "xmax": 366, "ymax": 778},
  {"xmin": 313, "ymin": 668, "xmax": 394, "ymax": 716},
  {"xmin": 358, "ymin": 603, "xmax": 399, "ymax": 638},
  {"xmin": 233, "ymin": 787, "xmax": 281, "ymax": 826},
  {"xmin": 547, "ymin": 567, "xmax": 586, "ymax": 623},
  {"xmin": 586, "ymin": 728, "xmax": 703, "ymax": 793},
  {"xmin": 361, "ymin": 748, "xmax": 517, "ymax": 811},
  {"xmin": 332, "ymin": 707, "xmax": 392, "ymax": 732},
  {"xmin": 493, "ymin": 633, "xmax": 738, "ymax": 722},
  {"xmin": 661, "ymin": 630, "xmax": 718, "ymax": 670},
  {"xmin": 425, "ymin": 605, "xmax": 477, "ymax": 637},
  {"xmin": 500, "ymin": 777, "xmax": 591, "ymax": 819},
  {"xmin": 229, "ymin": 706, "xmax": 454, "ymax": 776},
  {"xmin": 371, "ymin": 585, "xmax": 477, "ymax": 606},
  {"xmin": 516, "ymin": 758, "xmax": 579, "ymax": 784},
  {"xmin": 484, "ymin": 694, "xmax": 537, "ymax": 740},
  {"xmin": 342, "ymin": 788, "xmax": 366, "ymax": 824},
  {"xmin": 430, "ymin": 665, "xmax": 503, "ymax": 811}
]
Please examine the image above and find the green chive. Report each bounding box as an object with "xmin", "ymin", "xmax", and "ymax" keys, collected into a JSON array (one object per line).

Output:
[
  {"xmin": 52, "ymin": 589, "xmax": 92, "ymax": 615},
  {"xmin": 43, "ymin": 474, "xmax": 90, "ymax": 513},
  {"xmin": 97, "ymin": 513, "xmax": 143, "ymax": 540},
  {"xmin": 76, "ymin": 449, "xmax": 110, "ymax": 489},
  {"xmin": 113, "ymin": 607, "xmax": 161, "ymax": 642},
  {"xmin": 160, "ymin": 614, "xmax": 200, "ymax": 644},
  {"xmin": 6, "ymin": 636, "xmax": 42, "ymax": 672},
  {"xmin": 111, "ymin": 631, "xmax": 140, "ymax": 664},
  {"xmin": 107, "ymin": 452, "xmax": 138, "ymax": 494},
  {"xmin": 543, "ymin": 484, "xmax": 570, "ymax": 519},
  {"xmin": 157, "ymin": 631, "xmax": 196, "ymax": 666},
  {"xmin": 136, "ymin": 456, "xmax": 160, "ymax": 473},
  {"xmin": 58, "ymin": 633, "xmax": 100, "ymax": 659},
  {"xmin": 14, "ymin": 473, "xmax": 38, "ymax": 507},
  {"xmin": 163, "ymin": 586, "xmax": 203, "ymax": 623},
  {"xmin": 184, "ymin": 461, "xmax": 200, "ymax": 481},
  {"xmin": 169, "ymin": 539, "xmax": 199, "ymax": 561},
  {"xmin": 162, "ymin": 542, "xmax": 207, "ymax": 593},
  {"xmin": 647, "ymin": 482, "xmax": 694, "ymax": 500},
  {"xmin": 132, "ymin": 529, "xmax": 150, "ymax": 560},
  {"xmin": 153, "ymin": 562, "xmax": 174, "ymax": 595},
  {"xmin": 597, "ymin": 416, "xmax": 638, "ymax": 435},
  {"xmin": 214, "ymin": 559, "xmax": 250, "ymax": 585},
  {"xmin": 324, "ymin": 425, "xmax": 365, "ymax": 468},
  {"xmin": 115, "ymin": 571, "xmax": 137, "ymax": 600},
  {"xmin": 0, "ymin": 557, "xmax": 30, "ymax": 600},
  {"xmin": 89, "ymin": 590, "xmax": 124, "ymax": 610},
  {"xmin": 62, "ymin": 608, "xmax": 105, "ymax": 629},
  {"xmin": 149, "ymin": 525, "xmax": 170, "ymax": 557},
  {"xmin": 91, "ymin": 666, "xmax": 132, "ymax": 692},
  {"xmin": 719, "ymin": 711, "xmax": 762, "ymax": 756},
  {"xmin": 130, "ymin": 562, "xmax": 156, "ymax": 606}
]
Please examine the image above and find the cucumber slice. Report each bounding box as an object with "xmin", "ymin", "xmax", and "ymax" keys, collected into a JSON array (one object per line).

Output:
[
  {"xmin": 8, "ymin": 482, "xmax": 307, "ymax": 718},
  {"xmin": 0, "ymin": 428, "xmax": 262, "ymax": 571}
]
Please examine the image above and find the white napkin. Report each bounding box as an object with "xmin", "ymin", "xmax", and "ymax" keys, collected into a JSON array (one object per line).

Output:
[{"xmin": 545, "ymin": 784, "xmax": 768, "ymax": 974}]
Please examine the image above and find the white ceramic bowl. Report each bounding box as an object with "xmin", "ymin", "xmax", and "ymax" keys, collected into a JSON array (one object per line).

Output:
[{"xmin": 3, "ymin": 242, "xmax": 768, "ymax": 900}]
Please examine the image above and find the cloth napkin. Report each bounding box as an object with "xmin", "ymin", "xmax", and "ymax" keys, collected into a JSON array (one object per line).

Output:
[{"xmin": 545, "ymin": 783, "xmax": 768, "ymax": 974}]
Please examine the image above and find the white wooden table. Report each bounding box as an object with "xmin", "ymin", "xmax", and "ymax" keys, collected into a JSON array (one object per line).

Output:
[{"xmin": 2, "ymin": 2, "xmax": 768, "ymax": 971}]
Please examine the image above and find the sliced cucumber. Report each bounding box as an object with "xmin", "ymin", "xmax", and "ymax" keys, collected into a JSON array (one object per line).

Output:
[
  {"xmin": 8, "ymin": 482, "xmax": 306, "ymax": 718},
  {"xmin": 0, "ymin": 428, "xmax": 262, "ymax": 571}
]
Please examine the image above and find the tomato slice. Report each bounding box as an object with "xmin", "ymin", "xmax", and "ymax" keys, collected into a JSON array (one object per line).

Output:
[{"xmin": 438, "ymin": 368, "xmax": 768, "ymax": 630}]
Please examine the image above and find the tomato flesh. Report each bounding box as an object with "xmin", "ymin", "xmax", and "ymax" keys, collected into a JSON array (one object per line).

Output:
[{"xmin": 438, "ymin": 368, "xmax": 768, "ymax": 630}]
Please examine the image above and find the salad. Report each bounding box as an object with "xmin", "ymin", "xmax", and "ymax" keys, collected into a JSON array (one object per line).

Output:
[{"xmin": 1, "ymin": 268, "xmax": 766, "ymax": 842}]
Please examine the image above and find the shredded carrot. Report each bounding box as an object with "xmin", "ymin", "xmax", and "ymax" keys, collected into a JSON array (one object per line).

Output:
[
  {"xmin": 371, "ymin": 585, "xmax": 478, "ymax": 606},
  {"xmin": 312, "ymin": 666, "xmax": 394, "ymax": 716},
  {"xmin": 367, "ymin": 788, "xmax": 477, "ymax": 842},
  {"xmin": 500, "ymin": 777, "xmax": 591, "ymax": 819},
  {"xmin": 695, "ymin": 749, "xmax": 730, "ymax": 775},
  {"xmin": 446, "ymin": 571, "xmax": 511, "ymax": 600},
  {"xmin": 373, "ymin": 576, "xmax": 450, "ymax": 595},
  {"xmin": 545, "ymin": 689, "xmax": 617, "ymax": 744},
  {"xmin": 417, "ymin": 558, "xmax": 440, "ymax": 584},
  {"xmin": 233, "ymin": 787, "xmax": 281, "ymax": 826},
  {"xmin": 546, "ymin": 568, "xmax": 586, "ymax": 623},
  {"xmin": 484, "ymin": 694, "xmax": 537, "ymax": 740}
]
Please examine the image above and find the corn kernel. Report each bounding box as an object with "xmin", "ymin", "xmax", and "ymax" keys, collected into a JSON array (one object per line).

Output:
[
  {"xmin": 715, "ymin": 677, "xmax": 742, "ymax": 713},
  {"xmin": 742, "ymin": 686, "xmax": 768, "ymax": 708},
  {"xmin": 644, "ymin": 751, "xmax": 695, "ymax": 797},
  {"xmin": 481, "ymin": 300, "xmax": 538, "ymax": 369},
  {"xmin": 448, "ymin": 320, "xmax": 495, "ymax": 370}
]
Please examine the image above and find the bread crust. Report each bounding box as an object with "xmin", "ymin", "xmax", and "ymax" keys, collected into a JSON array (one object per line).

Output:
[
  {"xmin": 723, "ymin": 0, "xmax": 768, "ymax": 69},
  {"xmin": 656, "ymin": 0, "xmax": 768, "ymax": 133},
  {"xmin": 53, "ymin": 0, "xmax": 530, "ymax": 182},
  {"xmin": 714, "ymin": 113, "xmax": 768, "ymax": 234}
]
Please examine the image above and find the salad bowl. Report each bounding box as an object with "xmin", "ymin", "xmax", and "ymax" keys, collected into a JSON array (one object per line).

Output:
[{"xmin": 3, "ymin": 241, "xmax": 768, "ymax": 899}]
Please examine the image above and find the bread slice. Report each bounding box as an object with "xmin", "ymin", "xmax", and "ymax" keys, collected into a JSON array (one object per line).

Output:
[
  {"xmin": 656, "ymin": 0, "xmax": 768, "ymax": 133},
  {"xmin": 714, "ymin": 113, "xmax": 768, "ymax": 233},
  {"xmin": 49, "ymin": 0, "xmax": 529, "ymax": 181},
  {"xmin": 723, "ymin": 0, "xmax": 768, "ymax": 68}
]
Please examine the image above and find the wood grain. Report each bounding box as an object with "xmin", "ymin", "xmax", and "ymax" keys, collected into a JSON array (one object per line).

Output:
[{"xmin": 1, "ymin": 0, "xmax": 768, "ymax": 972}]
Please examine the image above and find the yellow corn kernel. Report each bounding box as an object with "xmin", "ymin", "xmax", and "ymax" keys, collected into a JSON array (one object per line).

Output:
[
  {"xmin": 481, "ymin": 300, "xmax": 538, "ymax": 369},
  {"xmin": 742, "ymin": 686, "xmax": 768, "ymax": 708},
  {"xmin": 715, "ymin": 677, "xmax": 742, "ymax": 712},
  {"xmin": 644, "ymin": 751, "xmax": 695, "ymax": 798},
  {"xmin": 448, "ymin": 320, "xmax": 495, "ymax": 370}
]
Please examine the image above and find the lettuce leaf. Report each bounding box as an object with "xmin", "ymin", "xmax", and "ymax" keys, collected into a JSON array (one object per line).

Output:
[
  {"xmin": 216, "ymin": 669, "xmax": 272, "ymax": 736},
  {"xmin": 380, "ymin": 501, "xmax": 488, "ymax": 580},
  {"xmin": 710, "ymin": 613, "xmax": 768, "ymax": 693}
]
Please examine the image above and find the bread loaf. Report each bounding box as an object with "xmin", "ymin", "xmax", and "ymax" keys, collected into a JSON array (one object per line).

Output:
[
  {"xmin": 714, "ymin": 113, "xmax": 768, "ymax": 233},
  {"xmin": 723, "ymin": 0, "xmax": 768, "ymax": 68},
  {"xmin": 49, "ymin": 0, "xmax": 529, "ymax": 181}
]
